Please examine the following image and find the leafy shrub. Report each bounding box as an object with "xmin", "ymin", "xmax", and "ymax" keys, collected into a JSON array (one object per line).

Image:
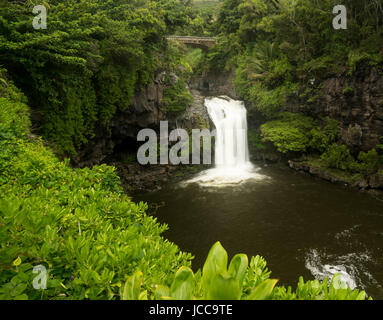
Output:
[
  {"xmin": 355, "ymin": 149, "xmax": 381, "ymax": 175},
  {"xmin": 310, "ymin": 119, "xmax": 339, "ymax": 153},
  {"xmin": 320, "ymin": 144, "xmax": 381, "ymax": 175},
  {"xmin": 0, "ymin": 72, "xmax": 30, "ymax": 139},
  {"xmin": 0, "ymin": 71, "xmax": 374, "ymax": 301},
  {"xmin": 261, "ymin": 113, "xmax": 315, "ymax": 153},
  {"xmin": 0, "ymin": 132, "xmax": 193, "ymax": 300},
  {"xmin": 273, "ymin": 274, "xmax": 369, "ymax": 300},
  {"xmin": 247, "ymin": 83, "xmax": 285, "ymax": 118},
  {"xmin": 320, "ymin": 144, "xmax": 356, "ymax": 171},
  {"xmin": 162, "ymin": 79, "xmax": 194, "ymax": 116},
  {"xmin": 0, "ymin": 1, "xmax": 191, "ymax": 157},
  {"xmin": 268, "ymin": 55, "xmax": 294, "ymax": 82},
  {"xmin": 248, "ymin": 130, "xmax": 266, "ymax": 153},
  {"xmin": 0, "ymin": 77, "xmax": 192, "ymax": 300},
  {"xmin": 185, "ymin": 48, "xmax": 206, "ymax": 75},
  {"xmin": 342, "ymin": 86, "xmax": 354, "ymax": 97},
  {"xmin": 347, "ymin": 51, "xmax": 381, "ymax": 75},
  {"xmin": 300, "ymin": 56, "xmax": 337, "ymax": 78},
  {"xmin": 162, "ymin": 42, "xmax": 193, "ymax": 80},
  {"xmin": 122, "ymin": 242, "xmax": 370, "ymax": 300},
  {"xmin": 234, "ymin": 48, "xmax": 299, "ymax": 119},
  {"xmin": 153, "ymin": 242, "xmax": 275, "ymax": 300}
]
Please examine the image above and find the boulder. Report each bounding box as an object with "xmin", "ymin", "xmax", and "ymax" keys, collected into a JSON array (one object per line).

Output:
[{"xmin": 369, "ymin": 173, "xmax": 383, "ymax": 189}]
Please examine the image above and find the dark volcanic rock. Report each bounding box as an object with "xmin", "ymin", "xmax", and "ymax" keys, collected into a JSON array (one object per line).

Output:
[
  {"xmin": 75, "ymin": 72, "xmax": 210, "ymax": 167},
  {"xmin": 289, "ymin": 159, "xmax": 383, "ymax": 196},
  {"xmin": 75, "ymin": 76, "xmax": 167, "ymax": 167},
  {"xmin": 189, "ymin": 72, "xmax": 239, "ymax": 99},
  {"xmin": 369, "ymin": 173, "xmax": 383, "ymax": 189},
  {"xmin": 288, "ymin": 64, "xmax": 383, "ymax": 152}
]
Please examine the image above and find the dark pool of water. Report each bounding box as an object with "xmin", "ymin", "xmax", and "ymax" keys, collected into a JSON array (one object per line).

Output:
[{"xmin": 133, "ymin": 164, "xmax": 383, "ymax": 299}]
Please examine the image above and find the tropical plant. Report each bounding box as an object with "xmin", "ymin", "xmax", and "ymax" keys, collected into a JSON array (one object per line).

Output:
[
  {"xmin": 121, "ymin": 242, "xmax": 370, "ymax": 300},
  {"xmin": 320, "ymin": 144, "xmax": 356, "ymax": 170},
  {"xmin": 162, "ymin": 79, "xmax": 194, "ymax": 116},
  {"xmin": 0, "ymin": 73, "xmax": 193, "ymax": 300},
  {"xmin": 310, "ymin": 119, "xmax": 339, "ymax": 153},
  {"xmin": 261, "ymin": 113, "xmax": 315, "ymax": 153}
]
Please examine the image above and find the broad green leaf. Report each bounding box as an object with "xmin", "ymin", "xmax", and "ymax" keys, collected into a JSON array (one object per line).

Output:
[
  {"xmin": 154, "ymin": 285, "xmax": 170, "ymax": 300},
  {"xmin": 11, "ymin": 283, "xmax": 27, "ymax": 297},
  {"xmin": 138, "ymin": 290, "xmax": 148, "ymax": 300},
  {"xmin": 228, "ymin": 254, "xmax": 248, "ymax": 289},
  {"xmin": 121, "ymin": 270, "xmax": 143, "ymax": 300},
  {"xmin": 328, "ymin": 274, "xmax": 349, "ymax": 299},
  {"xmin": 206, "ymin": 274, "xmax": 241, "ymax": 300},
  {"xmin": 13, "ymin": 294, "xmax": 28, "ymax": 300},
  {"xmin": 355, "ymin": 291, "xmax": 366, "ymax": 300},
  {"xmin": 248, "ymin": 279, "xmax": 278, "ymax": 300},
  {"xmin": 202, "ymin": 242, "xmax": 228, "ymax": 291},
  {"xmin": 170, "ymin": 267, "xmax": 195, "ymax": 300}
]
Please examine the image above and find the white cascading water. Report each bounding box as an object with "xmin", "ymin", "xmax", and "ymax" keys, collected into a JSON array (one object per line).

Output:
[
  {"xmin": 208, "ymin": 97, "xmax": 249, "ymax": 167},
  {"xmin": 187, "ymin": 96, "xmax": 265, "ymax": 186}
]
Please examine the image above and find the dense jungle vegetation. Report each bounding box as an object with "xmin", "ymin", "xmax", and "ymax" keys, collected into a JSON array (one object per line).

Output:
[
  {"xmin": 205, "ymin": 0, "xmax": 383, "ymax": 179},
  {"xmin": 0, "ymin": 0, "xmax": 381, "ymax": 300},
  {"xmin": 0, "ymin": 0, "xmax": 213, "ymax": 158}
]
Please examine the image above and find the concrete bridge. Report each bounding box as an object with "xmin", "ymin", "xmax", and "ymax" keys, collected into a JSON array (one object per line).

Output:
[{"xmin": 166, "ymin": 36, "xmax": 216, "ymax": 48}]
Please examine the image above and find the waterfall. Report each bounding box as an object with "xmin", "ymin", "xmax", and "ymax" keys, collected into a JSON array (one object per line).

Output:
[
  {"xmin": 186, "ymin": 96, "xmax": 266, "ymax": 186},
  {"xmin": 206, "ymin": 96, "xmax": 250, "ymax": 168}
]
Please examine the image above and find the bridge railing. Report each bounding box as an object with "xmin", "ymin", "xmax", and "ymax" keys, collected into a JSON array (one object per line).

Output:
[{"xmin": 166, "ymin": 36, "xmax": 216, "ymax": 42}]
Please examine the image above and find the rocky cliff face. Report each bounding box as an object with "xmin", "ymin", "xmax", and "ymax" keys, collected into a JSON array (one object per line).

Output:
[
  {"xmin": 75, "ymin": 73, "xmax": 167, "ymax": 167},
  {"xmin": 189, "ymin": 72, "xmax": 238, "ymax": 99},
  {"xmin": 290, "ymin": 64, "xmax": 383, "ymax": 153},
  {"xmin": 188, "ymin": 65, "xmax": 383, "ymax": 158},
  {"xmin": 75, "ymin": 72, "xmax": 211, "ymax": 167},
  {"xmin": 109, "ymin": 74, "xmax": 167, "ymax": 148}
]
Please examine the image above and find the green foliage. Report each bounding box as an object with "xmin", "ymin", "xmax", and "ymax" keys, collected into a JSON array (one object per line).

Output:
[
  {"xmin": 216, "ymin": 0, "xmax": 243, "ymax": 35},
  {"xmin": 342, "ymin": 86, "xmax": 354, "ymax": 97},
  {"xmin": 161, "ymin": 41, "xmax": 193, "ymax": 80},
  {"xmin": 162, "ymin": 79, "xmax": 194, "ymax": 116},
  {"xmin": 320, "ymin": 143, "xmax": 381, "ymax": 176},
  {"xmin": 274, "ymin": 274, "xmax": 369, "ymax": 300},
  {"xmin": 0, "ymin": 0, "xmax": 198, "ymax": 157},
  {"xmin": 347, "ymin": 51, "xmax": 382, "ymax": 75},
  {"xmin": 206, "ymin": 34, "xmax": 242, "ymax": 71},
  {"xmin": 355, "ymin": 149, "xmax": 381, "ymax": 175},
  {"xmin": 234, "ymin": 43, "xmax": 297, "ymax": 118},
  {"xmin": 260, "ymin": 112, "xmax": 381, "ymax": 176},
  {"xmin": 129, "ymin": 242, "xmax": 369, "ymax": 300},
  {"xmin": 0, "ymin": 83, "xmax": 373, "ymax": 299},
  {"xmin": 120, "ymin": 271, "xmax": 147, "ymax": 300},
  {"xmin": 320, "ymin": 144, "xmax": 355, "ymax": 171},
  {"xmin": 300, "ymin": 56, "xmax": 339, "ymax": 78},
  {"xmin": 261, "ymin": 113, "xmax": 315, "ymax": 153},
  {"xmin": 1, "ymin": 0, "xmax": 381, "ymax": 301},
  {"xmin": 214, "ymin": 0, "xmax": 383, "ymax": 119},
  {"xmin": 185, "ymin": 48, "xmax": 206, "ymax": 75},
  {"xmin": 248, "ymin": 130, "xmax": 266, "ymax": 152},
  {"xmin": 250, "ymin": 82, "xmax": 298, "ymax": 118},
  {"xmin": 187, "ymin": 1, "xmax": 218, "ymax": 36},
  {"xmin": 0, "ymin": 77, "xmax": 192, "ymax": 300},
  {"xmin": 192, "ymin": 0, "xmax": 221, "ymax": 16},
  {"xmin": 310, "ymin": 118, "xmax": 339, "ymax": 153},
  {"xmin": 154, "ymin": 242, "xmax": 277, "ymax": 300},
  {"xmin": 0, "ymin": 75, "xmax": 30, "ymax": 140},
  {"xmin": 216, "ymin": 0, "xmax": 383, "ymax": 71},
  {"xmin": 121, "ymin": 153, "xmax": 137, "ymax": 165}
]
